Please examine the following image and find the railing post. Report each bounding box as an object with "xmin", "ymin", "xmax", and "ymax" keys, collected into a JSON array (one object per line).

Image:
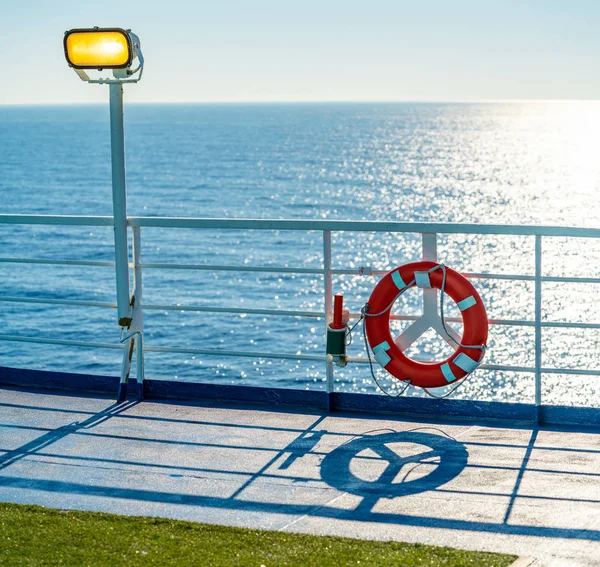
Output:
[
  {"xmin": 132, "ymin": 226, "xmax": 145, "ymax": 401},
  {"xmin": 117, "ymin": 226, "xmax": 145, "ymax": 403},
  {"xmin": 422, "ymin": 232, "xmax": 439, "ymax": 317},
  {"xmin": 323, "ymin": 230, "xmax": 334, "ymax": 410},
  {"xmin": 534, "ymin": 235, "xmax": 543, "ymax": 423},
  {"xmin": 422, "ymin": 232, "xmax": 438, "ymax": 261}
]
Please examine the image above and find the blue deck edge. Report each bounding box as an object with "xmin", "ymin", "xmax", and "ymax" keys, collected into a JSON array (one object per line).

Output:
[{"xmin": 1, "ymin": 366, "xmax": 598, "ymax": 427}]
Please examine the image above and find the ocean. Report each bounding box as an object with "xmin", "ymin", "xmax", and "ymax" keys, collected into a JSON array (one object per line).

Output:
[{"xmin": 2, "ymin": 102, "xmax": 600, "ymax": 405}]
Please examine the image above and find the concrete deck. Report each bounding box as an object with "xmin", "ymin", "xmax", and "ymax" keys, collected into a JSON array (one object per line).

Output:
[{"xmin": 1, "ymin": 386, "xmax": 599, "ymax": 566}]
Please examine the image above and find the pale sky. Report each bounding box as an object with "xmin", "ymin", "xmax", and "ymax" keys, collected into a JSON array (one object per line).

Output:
[{"xmin": 1, "ymin": 0, "xmax": 598, "ymax": 105}]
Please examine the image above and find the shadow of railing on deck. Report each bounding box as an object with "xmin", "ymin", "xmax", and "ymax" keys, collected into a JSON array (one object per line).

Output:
[{"xmin": 0, "ymin": 400, "xmax": 137, "ymax": 471}]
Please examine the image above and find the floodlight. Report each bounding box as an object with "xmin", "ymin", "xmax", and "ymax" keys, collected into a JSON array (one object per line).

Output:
[
  {"xmin": 64, "ymin": 27, "xmax": 143, "ymax": 82},
  {"xmin": 64, "ymin": 28, "xmax": 132, "ymax": 69}
]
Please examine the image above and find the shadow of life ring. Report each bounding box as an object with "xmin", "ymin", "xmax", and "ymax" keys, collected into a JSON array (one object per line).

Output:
[
  {"xmin": 320, "ymin": 431, "xmax": 468, "ymax": 498},
  {"xmin": 364, "ymin": 261, "xmax": 488, "ymax": 389}
]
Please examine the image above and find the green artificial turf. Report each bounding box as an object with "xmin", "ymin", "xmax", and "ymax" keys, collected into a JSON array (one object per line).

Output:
[{"xmin": 0, "ymin": 502, "xmax": 517, "ymax": 566}]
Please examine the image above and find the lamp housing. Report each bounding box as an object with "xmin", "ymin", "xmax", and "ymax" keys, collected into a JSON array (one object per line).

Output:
[{"xmin": 64, "ymin": 28, "xmax": 134, "ymax": 70}]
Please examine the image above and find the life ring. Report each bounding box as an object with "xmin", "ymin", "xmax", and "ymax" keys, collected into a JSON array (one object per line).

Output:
[{"xmin": 364, "ymin": 261, "xmax": 488, "ymax": 389}]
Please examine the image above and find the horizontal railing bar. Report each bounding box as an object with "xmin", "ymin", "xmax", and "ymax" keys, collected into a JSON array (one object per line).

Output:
[
  {"xmin": 1, "ymin": 295, "xmax": 595, "ymax": 329},
  {"xmin": 347, "ymin": 313, "xmax": 420, "ymax": 322},
  {"xmin": 484, "ymin": 365, "xmax": 600, "ymax": 377},
  {"xmin": 0, "ymin": 215, "xmax": 113, "ymax": 226},
  {"xmin": 331, "ymin": 269, "xmax": 384, "ymax": 276},
  {"xmin": 0, "ymin": 335, "xmax": 125, "ymax": 349},
  {"xmin": 0, "ymin": 296, "xmax": 116, "ymax": 309},
  {"xmin": 482, "ymin": 364, "xmax": 534, "ymax": 373},
  {"xmin": 542, "ymin": 276, "xmax": 600, "ymax": 284},
  {"xmin": 143, "ymin": 304, "xmax": 324, "ymax": 318},
  {"xmin": 467, "ymin": 274, "xmax": 600, "ymax": 285},
  {"xmin": 144, "ymin": 344, "xmax": 327, "ymax": 361},
  {"xmin": 540, "ymin": 367, "xmax": 600, "ymax": 376},
  {"xmin": 5, "ymin": 329, "xmax": 594, "ymax": 373},
  {"xmin": 462, "ymin": 272, "xmax": 533, "ymax": 281},
  {"xmin": 141, "ymin": 262, "xmax": 323, "ymax": 274},
  {"xmin": 0, "ymin": 257, "xmax": 115, "ymax": 268},
  {"xmin": 334, "ymin": 270, "xmax": 600, "ymax": 285},
  {"xmin": 466, "ymin": 274, "xmax": 600, "ymax": 285},
  {"xmin": 126, "ymin": 216, "xmax": 600, "ymax": 238},
  {"xmin": 141, "ymin": 266, "xmax": 600, "ymax": 284},
  {"xmin": 346, "ymin": 358, "xmax": 600, "ymax": 376},
  {"xmin": 540, "ymin": 321, "xmax": 600, "ymax": 329},
  {"xmin": 3, "ymin": 257, "xmax": 594, "ymax": 285},
  {"xmin": 2, "ymin": 214, "xmax": 600, "ymax": 238},
  {"xmin": 332, "ymin": 269, "xmax": 538, "ymax": 281},
  {"xmin": 346, "ymin": 313, "xmax": 600, "ymax": 329},
  {"xmin": 477, "ymin": 319, "xmax": 600, "ymax": 330},
  {"xmin": 347, "ymin": 358, "xmax": 536, "ymax": 373}
]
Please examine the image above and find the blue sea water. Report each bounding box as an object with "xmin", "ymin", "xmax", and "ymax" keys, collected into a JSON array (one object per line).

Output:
[{"xmin": 2, "ymin": 102, "xmax": 600, "ymax": 405}]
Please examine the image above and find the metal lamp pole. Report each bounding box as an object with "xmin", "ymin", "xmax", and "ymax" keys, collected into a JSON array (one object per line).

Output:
[
  {"xmin": 109, "ymin": 82, "xmax": 141, "ymax": 403},
  {"xmin": 109, "ymin": 82, "xmax": 132, "ymax": 329}
]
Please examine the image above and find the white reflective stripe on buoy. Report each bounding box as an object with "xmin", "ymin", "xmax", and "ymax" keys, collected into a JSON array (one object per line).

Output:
[
  {"xmin": 454, "ymin": 352, "xmax": 480, "ymax": 373},
  {"xmin": 457, "ymin": 295, "xmax": 476, "ymax": 311},
  {"xmin": 373, "ymin": 341, "xmax": 392, "ymax": 368},
  {"xmin": 391, "ymin": 270, "xmax": 407, "ymax": 290},
  {"xmin": 414, "ymin": 271, "xmax": 431, "ymax": 288},
  {"xmin": 441, "ymin": 362, "xmax": 455, "ymax": 382}
]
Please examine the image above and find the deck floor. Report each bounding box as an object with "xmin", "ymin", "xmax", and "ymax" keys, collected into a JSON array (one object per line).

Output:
[{"xmin": 1, "ymin": 386, "xmax": 600, "ymax": 566}]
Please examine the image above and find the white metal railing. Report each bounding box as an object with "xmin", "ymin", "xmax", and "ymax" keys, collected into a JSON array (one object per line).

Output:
[{"xmin": 2, "ymin": 214, "xmax": 600, "ymax": 408}]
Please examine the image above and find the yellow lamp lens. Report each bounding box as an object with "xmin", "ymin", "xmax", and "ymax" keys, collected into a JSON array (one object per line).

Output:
[{"xmin": 64, "ymin": 29, "xmax": 132, "ymax": 69}]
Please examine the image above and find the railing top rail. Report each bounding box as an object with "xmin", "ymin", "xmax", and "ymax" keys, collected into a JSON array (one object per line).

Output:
[
  {"xmin": 127, "ymin": 217, "xmax": 600, "ymax": 238},
  {"xmin": 1, "ymin": 214, "xmax": 600, "ymax": 239},
  {"xmin": 0, "ymin": 215, "xmax": 113, "ymax": 227}
]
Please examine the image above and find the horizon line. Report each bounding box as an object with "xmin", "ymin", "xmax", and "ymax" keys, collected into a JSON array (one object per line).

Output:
[{"xmin": 1, "ymin": 98, "xmax": 599, "ymax": 107}]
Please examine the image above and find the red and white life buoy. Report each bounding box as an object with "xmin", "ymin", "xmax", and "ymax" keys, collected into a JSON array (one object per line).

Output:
[{"xmin": 364, "ymin": 261, "xmax": 488, "ymax": 389}]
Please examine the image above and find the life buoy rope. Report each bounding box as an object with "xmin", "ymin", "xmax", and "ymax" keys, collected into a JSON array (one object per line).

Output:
[{"xmin": 361, "ymin": 261, "xmax": 488, "ymax": 391}]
